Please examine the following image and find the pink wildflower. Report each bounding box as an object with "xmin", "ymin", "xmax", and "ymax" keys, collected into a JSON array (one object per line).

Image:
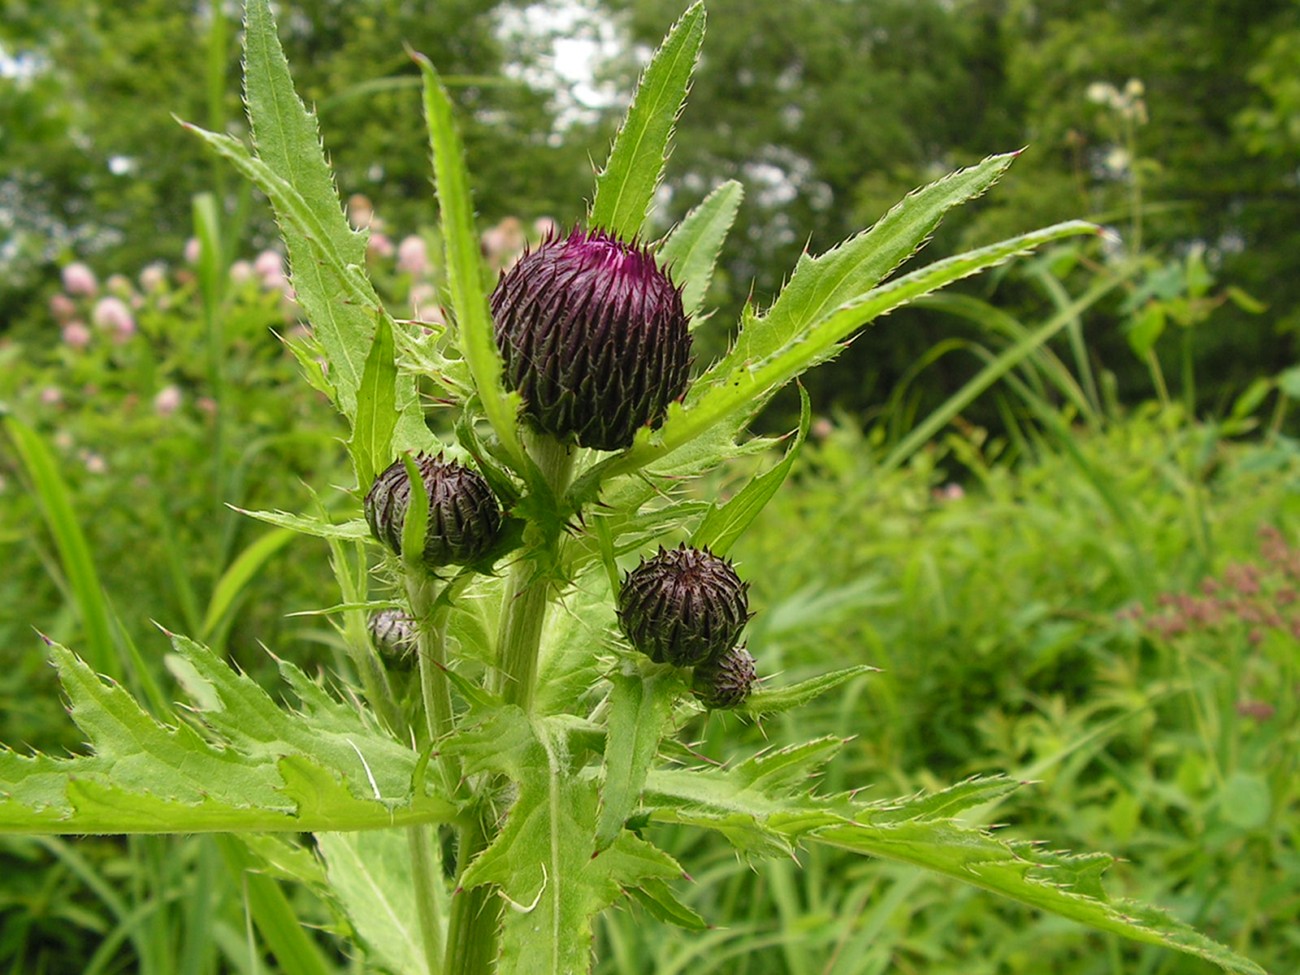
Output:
[
  {"xmin": 154, "ymin": 384, "xmax": 183, "ymax": 416},
  {"xmin": 50, "ymin": 293, "xmax": 78, "ymax": 322},
  {"xmin": 92, "ymin": 296, "xmax": 136, "ymax": 341},
  {"xmin": 397, "ymin": 235, "xmax": 430, "ymax": 276},
  {"xmin": 62, "ymin": 262, "xmax": 98, "ymax": 297},
  {"xmin": 62, "ymin": 321, "xmax": 92, "ymax": 349}
]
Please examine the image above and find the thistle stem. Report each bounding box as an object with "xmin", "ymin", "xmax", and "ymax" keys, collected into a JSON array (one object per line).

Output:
[
  {"xmin": 444, "ymin": 807, "xmax": 498, "ymax": 975},
  {"xmin": 406, "ymin": 824, "xmax": 446, "ymax": 974},
  {"xmin": 492, "ymin": 433, "xmax": 575, "ymax": 711}
]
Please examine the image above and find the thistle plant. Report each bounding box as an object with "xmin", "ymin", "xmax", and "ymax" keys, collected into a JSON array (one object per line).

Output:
[{"xmin": 0, "ymin": 2, "xmax": 1270, "ymax": 974}]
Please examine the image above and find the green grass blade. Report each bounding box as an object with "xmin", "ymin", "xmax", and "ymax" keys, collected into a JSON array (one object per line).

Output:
[
  {"xmin": 199, "ymin": 528, "xmax": 297, "ymax": 647},
  {"xmin": 413, "ymin": 52, "xmax": 527, "ymax": 474},
  {"xmin": 589, "ymin": 2, "xmax": 706, "ymax": 239},
  {"xmin": 3, "ymin": 415, "xmax": 119, "ymax": 679},
  {"xmin": 216, "ymin": 834, "xmax": 337, "ymax": 975},
  {"xmin": 880, "ymin": 266, "xmax": 1127, "ymax": 474},
  {"xmin": 658, "ymin": 179, "xmax": 743, "ymax": 321}
]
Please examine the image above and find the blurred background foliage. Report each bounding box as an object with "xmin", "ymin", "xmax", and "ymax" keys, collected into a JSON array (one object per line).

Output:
[{"xmin": 3, "ymin": 1, "xmax": 1300, "ymax": 972}]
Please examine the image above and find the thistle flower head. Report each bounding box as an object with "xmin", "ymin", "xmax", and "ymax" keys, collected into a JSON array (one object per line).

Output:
[
  {"xmin": 692, "ymin": 645, "xmax": 757, "ymax": 710},
  {"xmin": 617, "ymin": 544, "xmax": 750, "ymax": 666},
  {"xmin": 490, "ymin": 225, "xmax": 691, "ymax": 451},
  {"xmin": 364, "ymin": 454, "xmax": 503, "ymax": 570}
]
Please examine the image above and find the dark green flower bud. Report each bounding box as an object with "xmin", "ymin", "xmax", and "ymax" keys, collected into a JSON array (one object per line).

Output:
[
  {"xmin": 364, "ymin": 454, "xmax": 502, "ymax": 569},
  {"xmin": 617, "ymin": 544, "xmax": 750, "ymax": 666},
  {"xmin": 692, "ymin": 645, "xmax": 757, "ymax": 710},
  {"xmin": 368, "ymin": 608, "xmax": 417, "ymax": 659},
  {"xmin": 490, "ymin": 226, "xmax": 691, "ymax": 451}
]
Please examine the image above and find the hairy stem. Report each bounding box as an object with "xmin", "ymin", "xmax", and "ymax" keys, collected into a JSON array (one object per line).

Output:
[
  {"xmin": 407, "ymin": 825, "xmax": 446, "ymax": 974},
  {"xmin": 493, "ymin": 434, "xmax": 575, "ymax": 711},
  {"xmin": 444, "ymin": 808, "xmax": 498, "ymax": 975}
]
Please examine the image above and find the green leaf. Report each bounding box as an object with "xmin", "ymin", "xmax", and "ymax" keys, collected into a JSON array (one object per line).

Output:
[
  {"xmin": 452, "ymin": 714, "xmax": 683, "ymax": 975},
  {"xmin": 199, "ymin": 528, "xmax": 296, "ymax": 643},
  {"xmin": 0, "ymin": 638, "xmax": 455, "ymax": 834},
  {"xmin": 626, "ymin": 879, "xmax": 709, "ymax": 931},
  {"xmin": 597, "ymin": 220, "xmax": 1096, "ymax": 486},
  {"xmin": 716, "ymin": 151, "xmax": 1021, "ymax": 380},
  {"xmin": 228, "ymin": 506, "xmax": 371, "ymax": 541},
  {"xmin": 194, "ymin": 0, "xmax": 427, "ymax": 455},
  {"xmin": 741, "ymin": 664, "xmax": 878, "ymax": 716},
  {"xmin": 643, "ymin": 760, "xmax": 1268, "ymax": 975},
  {"xmin": 350, "ymin": 314, "xmax": 400, "ymax": 489},
  {"xmin": 596, "ymin": 669, "xmax": 676, "ymax": 851},
  {"xmin": 317, "ymin": 830, "xmax": 431, "ymax": 975},
  {"xmin": 2, "ymin": 416, "xmax": 120, "ymax": 680},
  {"xmin": 657, "ymin": 179, "xmax": 743, "ymax": 320},
  {"xmin": 589, "ymin": 2, "xmax": 706, "ymax": 238},
  {"xmin": 692, "ymin": 385, "xmax": 810, "ymax": 556},
  {"xmin": 400, "ymin": 453, "xmax": 430, "ymax": 574},
  {"xmin": 1126, "ymin": 302, "xmax": 1167, "ymax": 358},
  {"xmin": 414, "ymin": 52, "xmax": 527, "ymax": 475}
]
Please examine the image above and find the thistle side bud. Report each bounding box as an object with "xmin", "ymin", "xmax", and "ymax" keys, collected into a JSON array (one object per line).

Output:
[
  {"xmin": 364, "ymin": 454, "xmax": 503, "ymax": 570},
  {"xmin": 490, "ymin": 226, "xmax": 691, "ymax": 451},
  {"xmin": 617, "ymin": 544, "xmax": 750, "ymax": 666},
  {"xmin": 368, "ymin": 608, "xmax": 418, "ymax": 659},
  {"xmin": 692, "ymin": 645, "xmax": 757, "ymax": 710}
]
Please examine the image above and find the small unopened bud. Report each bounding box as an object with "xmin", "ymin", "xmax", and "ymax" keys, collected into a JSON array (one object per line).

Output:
[
  {"xmin": 692, "ymin": 645, "xmax": 757, "ymax": 710},
  {"xmin": 368, "ymin": 608, "xmax": 418, "ymax": 659},
  {"xmin": 364, "ymin": 455, "xmax": 503, "ymax": 570},
  {"xmin": 617, "ymin": 545, "xmax": 750, "ymax": 666}
]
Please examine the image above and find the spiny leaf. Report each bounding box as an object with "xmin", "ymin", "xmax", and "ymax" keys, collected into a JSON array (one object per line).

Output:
[
  {"xmin": 454, "ymin": 716, "xmax": 683, "ymax": 975},
  {"xmin": 589, "ymin": 2, "xmax": 706, "ymax": 238},
  {"xmin": 658, "ymin": 179, "xmax": 743, "ymax": 320},
  {"xmin": 596, "ymin": 669, "xmax": 675, "ymax": 851},
  {"xmin": 0, "ymin": 639, "xmax": 454, "ymax": 834},
  {"xmin": 715, "ymin": 151, "xmax": 1020, "ymax": 380},
  {"xmin": 232, "ymin": 0, "xmax": 428, "ymax": 453},
  {"xmin": 741, "ymin": 664, "xmax": 878, "ymax": 716},
  {"xmin": 414, "ymin": 52, "xmax": 527, "ymax": 475},
  {"xmin": 692, "ymin": 384, "xmax": 810, "ymax": 556},
  {"xmin": 228, "ymin": 506, "xmax": 370, "ymax": 541}
]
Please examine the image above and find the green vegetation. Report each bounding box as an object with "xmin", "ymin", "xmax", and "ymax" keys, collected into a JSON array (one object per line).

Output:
[{"xmin": 0, "ymin": 1, "xmax": 1294, "ymax": 973}]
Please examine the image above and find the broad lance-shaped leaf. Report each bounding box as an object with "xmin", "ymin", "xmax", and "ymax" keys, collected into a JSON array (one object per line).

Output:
[
  {"xmin": 0, "ymin": 638, "xmax": 455, "ymax": 834},
  {"xmin": 590, "ymin": 2, "xmax": 706, "ymax": 238},
  {"xmin": 578, "ymin": 219, "xmax": 1096, "ymax": 491},
  {"xmin": 317, "ymin": 830, "xmax": 431, "ymax": 975},
  {"xmin": 350, "ymin": 314, "xmax": 399, "ymax": 488},
  {"xmin": 645, "ymin": 760, "xmax": 1268, "ymax": 975},
  {"xmin": 596, "ymin": 669, "xmax": 675, "ymax": 851},
  {"xmin": 415, "ymin": 53, "xmax": 528, "ymax": 476},
  {"xmin": 714, "ymin": 150, "xmax": 1019, "ymax": 381},
  {"xmin": 657, "ymin": 179, "xmax": 743, "ymax": 322},
  {"xmin": 228, "ymin": 0, "xmax": 427, "ymax": 454},
  {"xmin": 448, "ymin": 710, "xmax": 686, "ymax": 975}
]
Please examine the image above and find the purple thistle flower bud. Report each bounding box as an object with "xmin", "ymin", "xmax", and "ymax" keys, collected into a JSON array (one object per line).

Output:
[
  {"xmin": 692, "ymin": 645, "xmax": 757, "ymax": 710},
  {"xmin": 364, "ymin": 454, "xmax": 503, "ymax": 570},
  {"xmin": 490, "ymin": 226, "xmax": 691, "ymax": 451},
  {"xmin": 617, "ymin": 544, "xmax": 750, "ymax": 666}
]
